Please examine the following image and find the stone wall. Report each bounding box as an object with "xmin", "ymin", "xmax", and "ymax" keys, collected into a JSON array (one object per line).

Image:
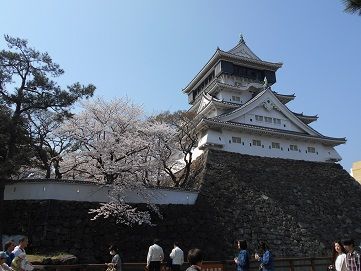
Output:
[
  {"xmin": 4, "ymin": 149, "xmax": 361, "ymax": 263},
  {"xmin": 196, "ymin": 149, "xmax": 361, "ymax": 257}
]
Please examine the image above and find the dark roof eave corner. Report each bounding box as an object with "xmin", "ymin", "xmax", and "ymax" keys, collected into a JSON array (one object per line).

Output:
[
  {"xmin": 182, "ymin": 48, "xmax": 221, "ymax": 94},
  {"xmin": 326, "ymin": 137, "xmax": 347, "ymax": 146}
]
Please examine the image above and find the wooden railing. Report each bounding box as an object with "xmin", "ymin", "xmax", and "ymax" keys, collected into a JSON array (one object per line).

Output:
[{"xmin": 33, "ymin": 257, "xmax": 331, "ymax": 271}]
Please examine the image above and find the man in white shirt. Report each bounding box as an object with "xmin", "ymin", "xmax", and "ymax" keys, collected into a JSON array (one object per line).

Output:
[
  {"xmin": 146, "ymin": 239, "xmax": 164, "ymax": 271},
  {"xmin": 169, "ymin": 242, "xmax": 184, "ymax": 271},
  {"xmin": 12, "ymin": 237, "xmax": 34, "ymax": 271},
  {"xmin": 12, "ymin": 237, "xmax": 28, "ymax": 257}
]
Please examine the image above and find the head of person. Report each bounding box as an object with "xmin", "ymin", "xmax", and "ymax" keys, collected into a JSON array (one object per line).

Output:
[
  {"xmin": 4, "ymin": 240, "xmax": 15, "ymax": 252},
  {"xmin": 173, "ymin": 242, "xmax": 179, "ymax": 248},
  {"xmin": 153, "ymin": 239, "xmax": 160, "ymax": 245},
  {"xmin": 109, "ymin": 245, "xmax": 118, "ymax": 256},
  {"xmin": 342, "ymin": 239, "xmax": 355, "ymax": 253},
  {"xmin": 237, "ymin": 240, "xmax": 247, "ymax": 250},
  {"xmin": 0, "ymin": 251, "xmax": 8, "ymax": 264},
  {"xmin": 258, "ymin": 241, "xmax": 269, "ymax": 253},
  {"xmin": 19, "ymin": 237, "xmax": 28, "ymax": 249},
  {"xmin": 187, "ymin": 248, "xmax": 203, "ymax": 267},
  {"xmin": 332, "ymin": 240, "xmax": 346, "ymax": 262}
]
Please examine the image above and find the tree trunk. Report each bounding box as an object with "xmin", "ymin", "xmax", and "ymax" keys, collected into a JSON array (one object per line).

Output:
[
  {"xmin": 45, "ymin": 167, "xmax": 51, "ymax": 179},
  {"xmin": 6, "ymin": 114, "xmax": 21, "ymax": 161},
  {"xmin": 0, "ymin": 178, "xmax": 6, "ymax": 249},
  {"xmin": 54, "ymin": 160, "xmax": 62, "ymax": 179}
]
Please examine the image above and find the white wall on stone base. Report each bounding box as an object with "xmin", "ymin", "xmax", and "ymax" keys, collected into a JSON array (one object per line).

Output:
[
  {"xmin": 195, "ymin": 128, "xmax": 341, "ymax": 163},
  {"xmin": 4, "ymin": 182, "xmax": 198, "ymax": 204}
]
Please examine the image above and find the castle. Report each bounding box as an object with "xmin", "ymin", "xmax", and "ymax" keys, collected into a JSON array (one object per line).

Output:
[
  {"xmin": 184, "ymin": 35, "xmax": 345, "ymax": 162},
  {"xmin": 3, "ymin": 37, "xmax": 360, "ymax": 263}
]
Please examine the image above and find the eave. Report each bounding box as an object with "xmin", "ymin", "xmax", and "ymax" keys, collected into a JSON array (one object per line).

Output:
[
  {"xmin": 273, "ymin": 92, "xmax": 296, "ymax": 104},
  {"xmin": 183, "ymin": 49, "xmax": 283, "ymax": 94},
  {"xmin": 197, "ymin": 118, "xmax": 346, "ymax": 147},
  {"xmin": 193, "ymin": 93, "xmax": 241, "ymax": 120},
  {"xmin": 293, "ymin": 112, "xmax": 319, "ymax": 124},
  {"xmin": 189, "ymin": 79, "xmax": 264, "ymax": 106}
]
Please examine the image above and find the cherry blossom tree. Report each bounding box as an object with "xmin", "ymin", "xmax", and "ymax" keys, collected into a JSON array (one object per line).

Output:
[
  {"xmin": 149, "ymin": 110, "xmax": 198, "ymax": 187},
  {"xmin": 59, "ymin": 97, "xmax": 175, "ymax": 225}
]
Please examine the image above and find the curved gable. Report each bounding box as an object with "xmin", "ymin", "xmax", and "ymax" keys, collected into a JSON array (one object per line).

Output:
[{"xmin": 216, "ymin": 88, "xmax": 322, "ymax": 136}]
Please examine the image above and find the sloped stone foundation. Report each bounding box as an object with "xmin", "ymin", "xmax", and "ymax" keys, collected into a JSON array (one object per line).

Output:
[{"xmin": 4, "ymin": 149, "xmax": 361, "ymax": 262}]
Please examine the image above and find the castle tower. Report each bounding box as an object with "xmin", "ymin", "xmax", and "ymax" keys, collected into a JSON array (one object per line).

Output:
[{"xmin": 183, "ymin": 36, "xmax": 346, "ymax": 162}]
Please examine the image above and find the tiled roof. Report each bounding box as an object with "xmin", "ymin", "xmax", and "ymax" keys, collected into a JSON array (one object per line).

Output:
[
  {"xmin": 227, "ymin": 36, "xmax": 261, "ymax": 60},
  {"xmin": 293, "ymin": 112, "xmax": 318, "ymax": 119},
  {"xmin": 183, "ymin": 46, "xmax": 282, "ymax": 94},
  {"xmin": 293, "ymin": 112, "xmax": 318, "ymax": 124}
]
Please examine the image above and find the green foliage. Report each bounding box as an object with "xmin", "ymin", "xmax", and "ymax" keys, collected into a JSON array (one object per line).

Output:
[
  {"xmin": 0, "ymin": 35, "xmax": 96, "ymax": 178},
  {"xmin": 343, "ymin": 0, "xmax": 361, "ymax": 15},
  {"xmin": 0, "ymin": 104, "xmax": 32, "ymax": 178}
]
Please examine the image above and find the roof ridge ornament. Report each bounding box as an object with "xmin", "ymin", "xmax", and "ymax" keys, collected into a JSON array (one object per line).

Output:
[
  {"xmin": 239, "ymin": 34, "xmax": 245, "ymax": 44},
  {"xmin": 263, "ymin": 76, "xmax": 269, "ymax": 89}
]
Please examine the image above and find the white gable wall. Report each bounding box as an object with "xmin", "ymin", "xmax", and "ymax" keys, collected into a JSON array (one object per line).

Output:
[
  {"xmin": 234, "ymin": 106, "xmax": 305, "ymax": 133},
  {"xmin": 219, "ymin": 90, "xmax": 320, "ymax": 136}
]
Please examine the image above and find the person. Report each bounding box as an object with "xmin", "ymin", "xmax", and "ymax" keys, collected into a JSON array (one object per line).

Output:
[
  {"xmin": 12, "ymin": 237, "xmax": 28, "ymax": 258},
  {"xmin": 169, "ymin": 242, "xmax": 184, "ymax": 271},
  {"xmin": 328, "ymin": 241, "xmax": 347, "ymax": 271},
  {"xmin": 0, "ymin": 251, "xmax": 13, "ymax": 271},
  {"xmin": 146, "ymin": 239, "xmax": 164, "ymax": 271},
  {"xmin": 107, "ymin": 245, "xmax": 122, "ymax": 271},
  {"xmin": 255, "ymin": 241, "xmax": 273, "ymax": 271},
  {"xmin": 11, "ymin": 253, "xmax": 33, "ymax": 271},
  {"xmin": 185, "ymin": 249, "xmax": 203, "ymax": 271},
  {"xmin": 234, "ymin": 240, "xmax": 249, "ymax": 271},
  {"xmin": 11, "ymin": 238, "xmax": 33, "ymax": 271},
  {"xmin": 343, "ymin": 239, "xmax": 360, "ymax": 271},
  {"xmin": 3, "ymin": 241, "xmax": 15, "ymax": 267}
]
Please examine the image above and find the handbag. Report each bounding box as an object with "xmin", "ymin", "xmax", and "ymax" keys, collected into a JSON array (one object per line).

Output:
[{"xmin": 106, "ymin": 266, "xmax": 116, "ymax": 271}]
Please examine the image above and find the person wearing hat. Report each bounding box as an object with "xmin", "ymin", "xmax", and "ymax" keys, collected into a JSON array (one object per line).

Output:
[
  {"xmin": 0, "ymin": 251, "xmax": 13, "ymax": 271},
  {"xmin": 343, "ymin": 239, "xmax": 360, "ymax": 271}
]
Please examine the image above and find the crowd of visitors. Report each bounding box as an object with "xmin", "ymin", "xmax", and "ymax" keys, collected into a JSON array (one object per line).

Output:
[
  {"xmin": 1, "ymin": 237, "xmax": 360, "ymax": 271},
  {"xmin": 138, "ymin": 238, "xmax": 360, "ymax": 271},
  {"xmin": 0, "ymin": 237, "xmax": 34, "ymax": 271}
]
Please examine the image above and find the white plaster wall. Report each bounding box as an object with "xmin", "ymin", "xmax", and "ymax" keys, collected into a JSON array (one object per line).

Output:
[
  {"xmin": 4, "ymin": 182, "xmax": 198, "ymax": 204},
  {"xmin": 198, "ymin": 133, "xmax": 209, "ymax": 147},
  {"xmin": 217, "ymin": 90, "xmax": 253, "ymax": 105},
  {"xmin": 206, "ymin": 129, "xmax": 224, "ymax": 145},
  {"xmin": 240, "ymin": 106, "xmax": 304, "ymax": 132},
  {"xmin": 196, "ymin": 128, "xmax": 341, "ymax": 162},
  {"xmin": 219, "ymin": 74, "xmax": 260, "ymax": 86}
]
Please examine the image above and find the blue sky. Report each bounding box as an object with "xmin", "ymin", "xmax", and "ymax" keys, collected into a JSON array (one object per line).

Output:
[{"xmin": 1, "ymin": 0, "xmax": 360, "ymax": 170}]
